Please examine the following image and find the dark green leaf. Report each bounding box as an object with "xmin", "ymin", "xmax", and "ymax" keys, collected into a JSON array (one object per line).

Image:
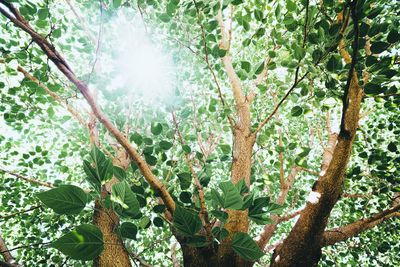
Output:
[
  {"xmin": 212, "ymin": 227, "xmax": 229, "ymax": 242},
  {"xmin": 177, "ymin": 172, "xmax": 192, "ymax": 190},
  {"xmin": 111, "ymin": 182, "xmax": 141, "ymax": 218},
  {"xmin": 235, "ymin": 179, "xmax": 249, "ymax": 195},
  {"xmin": 232, "ymin": 232, "xmax": 264, "ymax": 261},
  {"xmin": 387, "ymin": 30, "xmax": 400, "ymax": 43},
  {"xmin": 388, "ymin": 142, "xmax": 397, "ymax": 152},
  {"xmin": 210, "ymin": 210, "xmax": 228, "ymax": 222},
  {"xmin": 113, "ymin": 166, "xmax": 126, "ymax": 180},
  {"xmin": 370, "ymin": 42, "xmax": 389, "ymax": 54},
  {"xmin": 326, "ymin": 55, "xmax": 342, "ymax": 71},
  {"xmin": 37, "ymin": 185, "xmax": 87, "ymax": 215},
  {"xmin": 51, "ymin": 224, "xmax": 103, "ymax": 260},
  {"xmin": 173, "ymin": 206, "xmax": 202, "ymax": 236},
  {"xmin": 120, "ymin": 222, "xmax": 137, "ymax": 240},
  {"xmin": 151, "ymin": 122, "xmax": 163, "ymax": 135},
  {"xmin": 159, "ymin": 140, "xmax": 173, "ymax": 150},
  {"xmin": 291, "ymin": 106, "xmax": 303, "ymax": 117}
]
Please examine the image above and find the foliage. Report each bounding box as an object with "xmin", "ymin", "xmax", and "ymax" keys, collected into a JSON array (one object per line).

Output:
[{"xmin": 0, "ymin": 0, "xmax": 399, "ymax": 266}]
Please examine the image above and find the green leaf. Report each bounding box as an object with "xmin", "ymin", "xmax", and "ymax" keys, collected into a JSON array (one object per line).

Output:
[
  {"xmin": 293, "ymin": 44, "xmax": 305, "ymax": 60},
  {"xmin": 173, "ymin": 206, "xmax": 202, "ymax": 236},
  {"xmin": 38, "ymin": 8, "xmax": 48, "ymax": 20},
  {"xmin": 286, "ymin": 0, "xmax": 296, "ymax": 12},
  {"xmin": 51, "ymin": 224, "xmax": 103, "ymax": 260},
  {"xmin": 388, "ymin": 142, "xmax": 397, "ymax": 152},
  {"xmin": 130, "ymin": 132, "xmax": 143, "ymax": 145},
  {"xmin": 212, "ymin": 227, "xmax": 229, "ymax": 242},
  {"xmin": 177, "ymin": 172, "xmax": 192, "ymax": 190},
  {"xmin": 232, "ymin": 232, "xmax": 265, "ymax": 261},
  {"xmin": 370, "ymin": 42, "xmax": 389, "ymax": 54},
  {"xmin": 113, "ymin": 0, "xmax": 122, "ymax": 8},
  {"xmin": 220, "ymin": 144, "xmax": 231, "ymax": 154},
  {"xmin": 210, "ymin": 210, "xmax": 228, "ymax": 222},
  {"xmin": 254, "ymin": 10, "xmax": 263, "ymax": 21},
  {"xmin": 37, "ymin": 185, "xmax": 87, "ymax": 215},
  {"xmin": 159, "ymin": 140, "xmax": 173, "ymax": 150},
  {"xmin": 364, "ymin": 83, "xmax": 384, "ymax": 95},
  {"xmin": 214, "ymin": 181, "xmax": 243, "ymax": 210},
  {"xmin": 151, "ymin": 122, "xmax": 163, "ymax": 135},
  {"xmin": 387, "ymin": 30, "xmax": 400, "ymax": 43},
  {"xmin": 326, "ymin": 55, "xmax": 342, "ymax": 71},
  {"xmin": 266, "ymin": 203, "xmax": 285, "ymax": 215},
  {"xmin": 120, "ymin": 222, "xmax": 137, "ymax": 240},
  {"xmin": 111, "ymin": 182, "xmax": 141, "ymax": 218},
  {"xmin": 113, "ymin": 166, "xmax": 126, "ymax": 180},
  {"xmin": 145, "ymin": 154, "xmax": 157, "ymax": 166},
  {"xmin": 235, "ymin": 179, "xmax": 249, "ymax": 195},
  {"xmin": 291, "ymin": 106, "xmax": 303, "ymax": 117},
  {"xmin": 139, "ymin": 217, "xmax": 151, "ymax": 229},
  {"xmin": 182, "ymin": 144, "xmax": 191, "ymax": 154},
  {"xmin": 248, "ymin": 197, "xmax": 272, "ymax": 224},
  {"xmin": 255, "ymin": 61, "xmax": 264, "ymax": 75},
  {"xmin": 90, "ymin": 146, "xmax": 113, "ymax": 182},
  {"xmin": 83, "ymin": 160, "xmax": 101, "ymax": 192},
  {"xmin": 52, "ymin": 28, "xmax": 62, "ymax": 38},
  {"xmin": 241, "ymin": 61, "xmax": 251, "ymax": 73}
]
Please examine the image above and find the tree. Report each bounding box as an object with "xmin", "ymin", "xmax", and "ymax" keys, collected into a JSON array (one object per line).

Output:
[{"xmin": 0, "ymin": 0, "xmax": 399, "ymax": 266}]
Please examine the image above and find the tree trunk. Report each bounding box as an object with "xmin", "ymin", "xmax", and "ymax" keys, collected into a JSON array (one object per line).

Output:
[
  {"xmin": 93, "ymin": 150, "xmax": 132, "ymax": 267},
  {"xmin": 217, "ymin": 104, "xmax": 255, "ymax": 267},
  {"xmin": 93, "ymin": 198, "xmax": 131, "ymax": 267},
  {"xmin": 270, "ymin": 71, "xmax": 363, "ymax": 267}
]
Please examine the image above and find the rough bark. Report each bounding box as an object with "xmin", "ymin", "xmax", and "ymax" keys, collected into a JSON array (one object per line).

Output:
[
  {"xmin": 0, "ymin": 234, "xmax": 20, "ymax": 267},
  {"xmin": 269, "ymin": 2, "xmax": 362, "ymax": 265},
  {"xmin": 217, "ymin": 104, "xmax": 255, "ymax": 267},
  {"xmin": 322, "ymin": 204, "xmax": 400, "ymax": 246},
  {"xmin": 93, "ymin": 149, "xmax": 132, "ymax": 267},
  {"xmin": 270, "ymin": 75, "xmax": 362, "ymax": 267}
]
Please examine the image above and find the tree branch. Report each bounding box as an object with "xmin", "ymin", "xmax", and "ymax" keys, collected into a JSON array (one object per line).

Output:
[
  {"xmin": 0, "ymin": 234, "xmax": 20, "ymax": 267},
  {"xmin": 322, "ymin": 204, "xmax": 400, "ymax": 246},
  {"xmin": 0, "ymin": 205, "xmax": 42, "ymax": 221},
  {"xmin": 270, "ymin": 1, "xmax": 363, "ymax": 265},
  {"xmin": 172, "ymin": 112, "xmax": 213, "ymax": 244},
  {"xmin": 0, "ymin": 1, "xmax": 176, "ymax": 213},
  {"xmin": 216, "ymin": 9, "xmax": 246, "ymax": 107},
  {"xmin": 0, "ymin": 167, "xmax": 55, "ymax": 188}
]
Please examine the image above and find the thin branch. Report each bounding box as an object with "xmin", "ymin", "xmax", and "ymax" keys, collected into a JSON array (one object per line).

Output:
[
  {"xmin": 172, "ymin": 112, "xmax": 213, "ymax": 244},
  {"xmin": 0, "ymin": 59, "xmax": 88, "ymax": 127},
  {"xmin": 128, "ymin": 252, "xmax": 153, "ymax": 267},
  {"xmin": 64, "ymin": 0, "xmax": 97, "ymax": 44},
  {"xmin": 0, "ymin": 205, "xmax": 42, "ymax": 221},
  {"xmin": 171, "ymin": 242, "xmax": 180, "ymax": 267},
  {"xmin": 254, "ymin": 71, "xmax": 309, "ymax": 134},
  {"xmin": 0, "ymin": 167, "xmax": 55, "ymax": 188},
  {"xmin": 193, "ymin": 2, "xmax": 234, "ymax": 127}
]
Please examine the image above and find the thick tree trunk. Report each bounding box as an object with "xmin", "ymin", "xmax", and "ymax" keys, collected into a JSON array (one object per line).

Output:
[
  {"xmin": 270, "ymin": 71, "xmax": 362, "ymax": 266},
  {"xmin": 93, "ymin": 198, "xmax": 131, "ymax": 267},
  {"xmin": 93, "ymin": 150, "xmax": 132, "ymax": 267}
]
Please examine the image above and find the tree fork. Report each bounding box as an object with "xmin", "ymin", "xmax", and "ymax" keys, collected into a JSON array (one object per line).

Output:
[{"xmin": 270, "ymin": 1, "xmax": 362, "ymax": 266}]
